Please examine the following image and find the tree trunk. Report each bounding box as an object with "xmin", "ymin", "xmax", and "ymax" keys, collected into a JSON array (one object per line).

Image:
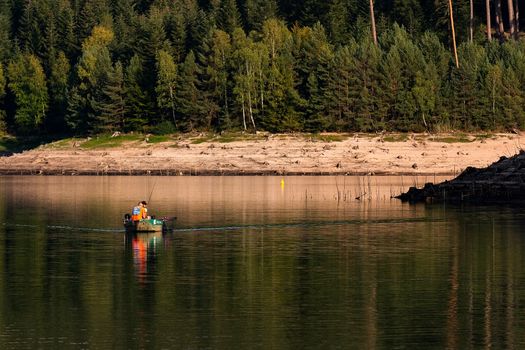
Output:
[
  {"xmin": 470, "ymin": 0, "xmax": 474, "ymax": 42},
  {"xmin": 248, "ymin": 91, "xmax": 256, "ymax": 132},
  {"xmin": 241, "ymin": 94, "xmax": 247, "ymax": 130},
  {"xmin": 169, "ymin": 85, "xmax": 176, "ymax": 127},
  {"xmin": 449, "ymin": 0, "xmax": 459, "ymax": 68},
  {"xmin": 514, "ymin": 0, "xmax": 520, "ymax": 32},
  {"xmin": 508, "ymin": 0, "xmax": 516, "ymax": 39},
  {"xmin": 369, "ymin": 0, "xmax": 377, "ymax": 45},
  {"xmin": 495, "ymin": 0, "xmax": 505, "ymax": 39},
  {"xmin": 486, "ymin": 0, "xmax": 492, "ymax": 41}
]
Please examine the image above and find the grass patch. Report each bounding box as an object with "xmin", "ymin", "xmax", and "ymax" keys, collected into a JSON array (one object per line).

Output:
[
  {"xmin": 190, "ymin": 132, "xmax": 263, "ymax": 144},
  {"xmin": 80, "ymin": 134, "xmax": 143, "ymax": 149},
  {"xmin": 146, "ymin": 135, "xmax": 171, "ymax": 143},
  {"xmin": 475, "ymin": 133, "xmax": 495, "ymax": 140},
  {"xmin": 308, "ymin": 134, "xmax": 348, "ymax": 142},
  {"xmin": 190, "ymin": 134, "xmax": 216, "ymax": 144},
  {"xmin": 382, "ymin": 133, "xmax": 409, "ymax": 142},
  {"xmin": 430, "ymin": 135, "xmax": 472, "ymax": 143}
]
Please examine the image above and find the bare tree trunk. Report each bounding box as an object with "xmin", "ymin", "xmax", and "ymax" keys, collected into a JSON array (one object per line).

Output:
[
  {"xmin": 248, "ymin": 91, "xmax": 256, "ymax": 132},
  {"xmin": 470, "ymin": 0, "xmax": 474, "ymax": 42},
  {"xmin": 495, "ymin": 0, "xmax": 505, "ymax": 39},
  {"xmin": 508, "ymin": 0, "xmax": 517, "ymax": 39},
  {"xmin": 486, "ymin": 0, "xmax": 492, "ymax": 41},
  {"xmin": 169, "ymin": 85, "xmax": 176, "ymax": 127},
  {"xmin": 241, "ymin": 94, "xmax": 247, "ymax": 130},
  {"xmin": 369, "ymin": 0, "xmax": 377, "ymax": 45},
  {"xmin": 449, "ymin": 0, "xmax": 460, "ymax": 68},
  {"xmin": 514, "ymin": 0, "xmax": 520, "ymax": 32}
]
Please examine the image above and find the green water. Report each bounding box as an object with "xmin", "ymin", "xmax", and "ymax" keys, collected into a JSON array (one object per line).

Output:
[{"xmin": 0, "ymin": 176, "xmax": 524, "ymax": 349}]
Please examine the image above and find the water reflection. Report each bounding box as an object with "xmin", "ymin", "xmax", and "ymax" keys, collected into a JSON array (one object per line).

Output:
[{"xmin": 0, "ymin": 177, "xmax": 525, "ymax": 348}]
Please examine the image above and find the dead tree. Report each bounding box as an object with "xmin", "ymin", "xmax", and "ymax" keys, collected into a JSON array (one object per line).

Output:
[
  {"xmin": 486, "ymin": 0, "xmax": 492, "ymax": 40},
  {"xmin": 369, "ymin": 0, "xmax": 377, "ymax": 45},
  {"xmin": 508, "ymin": 0, "xmax": 517, "ymax": 39}
]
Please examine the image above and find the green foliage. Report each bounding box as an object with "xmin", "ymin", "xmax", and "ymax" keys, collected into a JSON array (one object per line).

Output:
[
  {"xmin": 0, "ymin": 63, "xmax": 6, "ymax": 133},
  {"xmin": 216, "ymin": 0, "xmax": 241, "ymax": 34},
  {"xmin": 152, "ymin": 120, "xmax": 177, "ymax": 135},
  {"xmin": 79, "ymin": 133, "xmax": 142, "ymax": 149},
  {"xmin": 124, "ymin": 55, "xmax": 150, "ymax": 131},
  {"xmin": 2, "ymin": 0, "xmax": 525, "ymax": 136},
  {"xmin": 174, "ymin": 51, "xmax": 201, "ymax": 130},
  {"xmin": 156, "ymin": 50, "xmax": 178, "ymax": 126},
  {"xmin": 47, "ymin": 52, "xmax": 70, "ymax": 132},
  {"xmin": 7, "ymin": 54, "xmax": 49, "ymax": 133},
  {"xmin": 94, "ymin": 61, "xmax": 126, "ymax": 132},
  {"xmin": 67, "ymin": 26, "xmax": 114, "ymax": 133}
]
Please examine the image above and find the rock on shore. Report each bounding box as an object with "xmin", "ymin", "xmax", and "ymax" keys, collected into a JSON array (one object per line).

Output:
[{"xmin": 397, "ymin": 150, "xmax": 525, "ymax": 203}]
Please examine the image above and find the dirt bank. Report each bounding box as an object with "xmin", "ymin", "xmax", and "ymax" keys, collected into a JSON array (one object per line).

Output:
[{"xmin": 0, "ymin": 133, "xmax": 523, "ymax": 176}]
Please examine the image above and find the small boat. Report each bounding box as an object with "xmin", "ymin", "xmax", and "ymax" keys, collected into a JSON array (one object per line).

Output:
[{"xmin": 123, "ymin": 214, "xmax": 176, "ymax": 233}]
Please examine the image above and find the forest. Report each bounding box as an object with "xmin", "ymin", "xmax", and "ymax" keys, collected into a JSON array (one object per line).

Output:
[{"xmin": 1, "ymin": 0, "xmax": 525, "ymax": 135}]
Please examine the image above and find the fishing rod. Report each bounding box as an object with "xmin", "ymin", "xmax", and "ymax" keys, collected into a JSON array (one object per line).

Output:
[{"xmin": 147, "ymin": 179, "xmax": 157, "ymax": 204}]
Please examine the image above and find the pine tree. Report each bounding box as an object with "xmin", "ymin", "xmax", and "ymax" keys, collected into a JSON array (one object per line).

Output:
[
  {"xmin": 94, "ymin": 62, "xmax": 126, "ymax": 132},
  {"xmin": 216, "ymin": 0, "xmax": 241, "ymax": 34},
  {"xmin": 197, "ymin": 29, "xmax": 233, "ymax": 130},
  {"xmin": 174, "ymin": 51, "xmax": 201, "ymax": 130},
  {"xmin": 0, "ymin": 63, "xmax": 6, "ymax": 133},
  {"xmin": 67, "ymin": 26, "xmax": 114, "ymax": 133},
  {"xmin": 155, "ymin": 50, "xmax": 178, "ymax": 127},
  {"xmin": 325, "ymin": 43, "xmax": 360, "ymax": 130},
  {"xmin": 7, "ymin": 54, "xmax": 49, "ymax": 133},
  {"xmin": 293, "ymin": 22, "xmax": 334, "ymax": 131},
  {"xmin": 56, "ymin": 0, "xmax": 77, "ymax": 58},
  {"xmin": 260, "ymin": 19, "xmax": 302, "ymax": 131},
  {"xmin": 124, "ymin": 55, "xmax": 150, "ymax": 131},
  {"xmin": 352, "ymin": 36, "xmax": 382, "ymax": 131},
  {"xmin": 0, "ymin": 7, "xmax": 12, "ymax": 63},
  {"xmin": 244, "ymin": 0, "xmax": 277, "ymax": 32},
  {"xmin": 47, "ymin": 51, "xmax": 70, "ymax": 132},
  {"xmin": 77, "ymin": 0, "xmax": 112, "ymax": 42}
]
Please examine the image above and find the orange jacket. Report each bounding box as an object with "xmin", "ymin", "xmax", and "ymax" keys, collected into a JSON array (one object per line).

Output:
[{"xmin": 131, "ymin": 206, "xmax": 142, "ymax": 221}]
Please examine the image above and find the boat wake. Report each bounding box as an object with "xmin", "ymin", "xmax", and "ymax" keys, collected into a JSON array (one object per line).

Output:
[{"xmin": 2, "ymin": 216, "xmax": 446, "ymax": 234}]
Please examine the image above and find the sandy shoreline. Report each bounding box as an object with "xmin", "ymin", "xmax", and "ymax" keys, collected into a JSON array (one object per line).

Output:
[{"xmin": 0, "ymin": 133, "xmax": 523, "ymax": 176}]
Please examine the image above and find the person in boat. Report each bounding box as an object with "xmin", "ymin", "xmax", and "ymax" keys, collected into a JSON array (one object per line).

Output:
[
  {"xmin": 131, "ymin": 202, "xmax": 143, "ymax": 222},
  {"xmin": 141, "ymin": 201, "xmax": 151, "ymax": 219}
]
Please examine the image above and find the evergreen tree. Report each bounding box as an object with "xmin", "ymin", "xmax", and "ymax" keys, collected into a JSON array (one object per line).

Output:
[
  {"xmin": 7, "ymin": 54, "xmax": 49, "ymax": 133},
  {"xmin": 67, "ymin": 26, "xmax": 114, "ymax": 133},
  {"xmin": 47, "ymin": 51, "xmax": 70, "ymax": 132},
  {"xmin": 326, "ymin": 43, "xmax": 360, "ymax": 130},
  {"xmin": 449, "ymin": 43, "xmax": 489, "ymax": 129},
  {"xmin": 0, "ymin": 63, "xmax": 6, "ymax": 133},
  {"xmin": 352, "ymin": 36, "xmax": 382, "ymax": 131},
  {"xmin": 94, "ymin": 62, "xmax": 126, "ymax": 132},
  {"xmin": 197, "ymin": 29, "xmax": 233, "ymax": 130},
  {"xmin": 155, "ymin": 50, "xmax": 178, "ymax": 126},
  {"xmin": 216, "ymin": 0, "xmax": 241, "ymax": 34},
  {"xmin": 0, "ymin": 7, "xmax": 12, "ymax": 63},
  {"xmin": 124, "ymin": 55, "xmax": 150, "ymax": 131},
  {"xmin": 244, "ymin": 0, "xmax": 277, "ymax": 32},
  {"xmin": 259, "ymin": 19, "xmax": 303, "ymax": 131},
  {"xmin": 174, "ymin": 51, "xmax": 201, "ymax": 130},
  {"xmin": 56, "ymin": 0, "xmax": 77, "ymax": 58},
  {"xmin": 293, "ymin": 22, "xmax": 333, "ymax": 131}
]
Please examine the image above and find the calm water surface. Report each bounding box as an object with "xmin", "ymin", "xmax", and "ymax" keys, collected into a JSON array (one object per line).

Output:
[{"xmin": 1, "ymin": 176, "xmax": 525, "ymax": 349}]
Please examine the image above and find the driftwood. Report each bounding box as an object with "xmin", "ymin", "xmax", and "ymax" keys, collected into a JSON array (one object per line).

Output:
[{"xmin": 397, "ymin": 150, "xmax": 525, "ymax": 203}]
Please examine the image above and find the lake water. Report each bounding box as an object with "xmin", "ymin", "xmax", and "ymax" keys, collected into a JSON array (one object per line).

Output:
[{"xmin": 0, "ymin": 176, "xmax": 525, "ymax": 349}]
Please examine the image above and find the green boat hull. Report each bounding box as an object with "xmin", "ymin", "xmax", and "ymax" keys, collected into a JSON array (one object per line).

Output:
[{"xmin": 124, "ymin": 218, "xmax": 175, "ymax": 233}]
